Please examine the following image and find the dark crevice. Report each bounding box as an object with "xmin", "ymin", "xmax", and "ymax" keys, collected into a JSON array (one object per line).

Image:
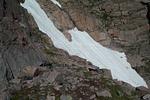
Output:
[
  {"xmin": 5, "ymin": 58, "xmax": 15, "ymax": 82},
  {"xmin": 2, "ymin": 48, "xmax": 15, "ymax": 82},
  {"xmin": 140, "ymin": 1, "xmax": 150, "ymax": 44},
  {"xmin": 62, "ymin": 9, "xmax": 79, "ymax": 30},
  {"xmin": 5, "ymin": 68, "xmax": 14, "ymax": 82},
  {"xmin": 141, "ymin": 1, "xmax": 150, "ymax": 25},
  {"xmin": 3, "ymin": 0, "xmax": 6, "ymax": 10},
  {"xmin": 3, "ymin": 0, "xmax": 6, "ymax": 17}
]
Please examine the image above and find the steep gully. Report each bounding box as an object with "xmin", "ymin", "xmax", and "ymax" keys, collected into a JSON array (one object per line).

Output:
[{"xmin": 21, "ymin": 0, "xmax": 147, "ymax": 88}]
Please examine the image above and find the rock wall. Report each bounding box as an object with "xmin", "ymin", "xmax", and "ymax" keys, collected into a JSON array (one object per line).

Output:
[
  {"xmin": 0, "ymin": 0, "xmax": 48, "ymax": 92},
  {"xmin": 40, "ymin": 0, "xmax": 150, "ymax": 67},
  {"xmin": 57, "ymin": 0, "xmax": 150, "ymax": 67}
]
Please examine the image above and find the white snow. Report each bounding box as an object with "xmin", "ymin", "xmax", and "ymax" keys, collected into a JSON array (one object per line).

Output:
[
  {"xmin": 21, "ymin": 0, "xmax": 148, "ymax": 88},
  {"xmin": 50, "ymin": 0, "xmax": 62, "ymax": 8}
]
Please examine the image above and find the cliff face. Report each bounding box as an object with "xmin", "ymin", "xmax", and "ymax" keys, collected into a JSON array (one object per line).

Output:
[
  {"xmin": 58, "ymin": 0, "xmax": 150, "ymax": 66},
  {"xmin": 0, "ymin": 0, "xmax": 48, "ymax": 91},
  {"xmin": 0, "ymin": 0, "xmax": 150, "ymax": 100},
  {"xmin": 39, "ymin": 0, "xmax": 150, "ymax": 67}
]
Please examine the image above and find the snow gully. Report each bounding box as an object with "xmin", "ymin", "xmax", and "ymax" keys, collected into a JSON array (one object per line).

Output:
[{"xmin": 21, "ymin": 0, "xmax": 148, "ymax": 88}]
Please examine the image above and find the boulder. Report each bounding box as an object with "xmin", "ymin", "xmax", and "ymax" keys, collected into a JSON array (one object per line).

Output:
[
  {"xmin": 47, "ymin": 70, "xmax": 59, "ymax": 83},
  {"xmin": 96, "ymin": 90, "xmax": 112, "ymax": 97},
  {"xmin": 47, "ymin": 95, "xmax": 55, "ymax": 100},
  {"xmin": 60, "ymin": 94, "xmax": 72, "ymax": 100},
  {"xmin": 22, "ymin": 66, "xmax": 47, "ymax": 78},
  {"xmin": 142, "ymin": 94, "xmax": 150, "ymax": 100}
]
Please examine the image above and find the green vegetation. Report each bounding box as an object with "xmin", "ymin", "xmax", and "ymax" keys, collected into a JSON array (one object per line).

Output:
[
  {"xmin": 10, "ymin": 85, "xmax": 60, "ymax": 100},
  {"xmin": 143, "ymin": 58, "xmax": 150, "ymax": 73},
  {"xmin": 98, "ymin": 77, "xmax": 137, "ymax": 100},
  {"xmin": 83, "ymin": 71, "xmax": 92, "ymax": 78}
]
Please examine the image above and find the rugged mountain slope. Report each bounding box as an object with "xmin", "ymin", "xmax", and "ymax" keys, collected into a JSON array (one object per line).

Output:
[
  {"xmin": 49, "ymin": 0, "xmax": 150, "ymax": 88},
  {"xmin": 58, "ymin": 0, "xmax": 150, "ymax": 68},
  {"xmin": 0, "ymin": 0, "xmax": 150, "ymax": 100}
]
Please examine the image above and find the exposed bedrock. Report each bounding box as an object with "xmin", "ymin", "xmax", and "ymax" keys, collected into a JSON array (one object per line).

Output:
[{"xmin": 0, "ymin": 0, "xmax": 48, "ymax": 93}]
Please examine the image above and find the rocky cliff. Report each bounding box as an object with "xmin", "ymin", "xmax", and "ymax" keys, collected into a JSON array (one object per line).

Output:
[{"xmin": 0, "ymin": 0, "xmax": 150, "ymax": 100}]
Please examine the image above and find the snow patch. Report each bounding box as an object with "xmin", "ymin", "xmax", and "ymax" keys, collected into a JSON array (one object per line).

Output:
[
  {"xmin": 50, "ymin": 0, "xmax": 62, "ymax": 8},
  {"xmin": 21, "ymin": 0, "xmax": 148, "ymax": 88}
]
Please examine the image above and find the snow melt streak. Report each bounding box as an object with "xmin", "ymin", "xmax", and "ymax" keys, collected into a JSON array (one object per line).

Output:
[
  {"xmin": 21, "ymin": 0, "xmax": 147, "ymax": 87},
  {"xmin": 50, "ymin": 0, "xmax": 61, "ymax": 8}
]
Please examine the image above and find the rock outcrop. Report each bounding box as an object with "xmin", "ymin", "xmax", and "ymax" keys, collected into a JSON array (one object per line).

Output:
[{"xmin": 0, "ymin": 0, "xmax": 48, "ymax": 95}]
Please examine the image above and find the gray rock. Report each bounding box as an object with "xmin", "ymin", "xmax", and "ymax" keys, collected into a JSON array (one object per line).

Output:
[
  {"xmin": 101, "ymin": 69, "xmax": 112, "ymax": 79},
  {"xmin": 9, "ymin": 78, "xmax": 21, "ymax": 84},
  {"xmin": 47, "ymin": 95, "xmax": 55, "ymax": 100},
  {"xmin": 96, "ymin": 90, "xmax": 112, "ymax": 97},
  {"xmin": 90, "ymin": 86, "xmax": 95, "ymax": 92},
  {"xmin": 22, "ymin": 66, "xmax": 39, "ymax": 77},
  {"xmin": 47, "ymin": 70, "xmax": 59, "ymax": 83},
  {"xmin": 0, "ymin": 92, "xmax": 10, "ymax": 100},
  {"xmin": 90, "ymin": 94, "xmax": 96, "ymax": 99},
  {"xmin": 136, "ymin": 86, "xmax": 150, "ymax": 93},
  {"xmin": 22, "ymin": 66, "xmax": 47, "ymax": 78},
  {"xmin": 60, "ymin": 94, "xmax": 72, "ymax": 100},
  {"xmin": 143, "ymin": 94, "xmax": 150, "ymax": 100},
  {"xmin": 54, "ymin": 85, "xmax": 62, "ymax": 91}
]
